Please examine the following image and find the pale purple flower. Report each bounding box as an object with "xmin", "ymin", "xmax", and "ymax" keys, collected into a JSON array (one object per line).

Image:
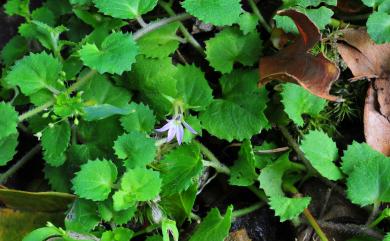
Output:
[{"xmin": 155, "ymin": 114, "xmax": 197, "ymax": 145}]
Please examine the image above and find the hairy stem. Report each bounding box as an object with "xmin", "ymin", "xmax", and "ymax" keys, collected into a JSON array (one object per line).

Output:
[
  {"xmin": 248, "ymin": 0, "xmax": 272, "ymax": 33},
  {"xmin": 133, "ymin": 13, "xmax": 192, "ymax": 40},
  {"xmin": 366, "ymin": 201, "xmax": 381, "ymax": 225},
  {"xmin": 232, "ymin": 202, "xmax": 264, "ymax": 219},
  {"xmin": 317, "ymin": 221, "xmax": 384, "ymax": 240},
  {"xmin": 159, "ymin": 1, "xmax": 205, "ymax": 56},
  {"xmin": 0, "ymin": 145, "xmax": 41, "ymax": 184},
  {"xmin": 303, "ymin": 208, "xmax": 330, "ymax": 241},
  {"xmin": 197, "ymin": 141, "xmax": 230, "ymax": 175}
]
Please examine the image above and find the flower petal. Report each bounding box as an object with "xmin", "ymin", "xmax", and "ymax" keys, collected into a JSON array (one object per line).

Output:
[
  {"xmin": 155, "ymin": 121, "xmax": 172, "ymax": 132},
  {"xmin": 176, "ymin": 124, "xmax": 184, "ymax": 145},
  {"xmin": 183, "ymin": 120, "xmax": 198, "ymax": 134},
  {"xmin": 166, "ymin": 125, "xmax": 176, "ymax": 143}
]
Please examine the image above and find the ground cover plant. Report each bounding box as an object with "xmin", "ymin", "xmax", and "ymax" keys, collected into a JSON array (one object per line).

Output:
[{"xmin": 0, "ymin": 0, "xmax": 389, "ymax": 240}]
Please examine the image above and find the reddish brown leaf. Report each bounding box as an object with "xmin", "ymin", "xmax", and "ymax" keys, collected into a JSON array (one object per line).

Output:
[
  {"xmin": 259, "ymin": 9, "xmax": 341, "ymax": 102},
  {"xmin": 337, "ymin": 28, "xmax": 390, "ymax": 156},
  {"xmin": 336, "ymin": 0, "xmax": 365, "ymax": 13}
]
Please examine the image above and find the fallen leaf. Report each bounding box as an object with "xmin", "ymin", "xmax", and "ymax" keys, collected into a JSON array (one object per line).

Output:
[
  {"xmin": 259, "ymin": 9, "xmax": 341, "ymax": 102},
  {"xmin": 337, "ymin": 28, "xmax": 390, "ymax": 156},
  {"xmin": 336, "ymin": 0, "xmax": 366, "ymax": 13},
  {"xmin": 225, "ymin": 229, "xmax": 252, "ymax": 241}
]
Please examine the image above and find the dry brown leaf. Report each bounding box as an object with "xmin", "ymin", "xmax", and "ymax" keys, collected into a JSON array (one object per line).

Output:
[
  {"xmin": 337, "ymin": 28, "xmax": 390, "ymax": 156},
  {"xmin": 336, "ymin": 0, "xmax": 365, "ymax": 13},
  {"xmin": 225, "ymin": 229, "xmax": 252, "ymax": 241},
  {"xmin": 259, "ymin": 9, "xmax": 341, "ymax": 102}
]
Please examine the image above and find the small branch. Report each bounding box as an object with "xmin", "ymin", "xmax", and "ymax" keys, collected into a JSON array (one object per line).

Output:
[
  {"xmin": 317, "ymin": 221, "xmax": 384, "ymax": 240},
  {"xmin": 369, "ymin": 207, "xmax": 389, "ymax": 228},
  {"xmin": 247, "ymin": 185, "xmax": 268, "ymax": 202},
  {"xmin": 232, "ymin": 202, "xmax": 264, "ymax": 219},
  {"xmin": 133, "ymin": 13, "xmax": 192, "ymax": 40},
  {"xmin": 18, "ymin": 100, "xmax": 55, "ymax": 122},
  {"xmin": 0, "ymin": 145, "xmax": 41, "ymax": 184},
  {"xmin": 255, "ymin": 146, "xmax": 289, "ymax": 154},
  {"xmin": 303, "ymin": 208, "xmax": 330, "ymax": 241},
  {"xmin": 248, "ymin": 0, "xmax": 272, "ymax": 33},
  {"xmin": 159, "ymin": 1, "xmax": 205, "ymax": 56},
  {"xmin": 196, "ymin": 141, "xmax": 230, "ymax": 175},
  {"xmin": 136, "ymin": 16, "xmax": 148, "ymax": 28}
]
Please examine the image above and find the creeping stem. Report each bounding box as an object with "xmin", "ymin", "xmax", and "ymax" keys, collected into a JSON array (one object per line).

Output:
[{"xmin": 248, "ymin": 0, "xmax": 272, "ymax": 33}]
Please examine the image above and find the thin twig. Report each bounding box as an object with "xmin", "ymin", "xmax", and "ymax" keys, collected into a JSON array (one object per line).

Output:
[
  {"xmin": 232, "ymin": 202, "xmax": 264, "ymax": 219},
  {"xmin": 255, "ymin": 146, "xmax": 289, "ymax": 154},
  {"xmin": 0, "ymin": 145, "xmax": 41, "ymax": 184}
]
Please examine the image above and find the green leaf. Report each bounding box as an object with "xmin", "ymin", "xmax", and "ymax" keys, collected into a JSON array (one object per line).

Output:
[
  {"xmin": 98, "ymin": 199, "xmax": 137, "ymax": 224},
  {"xmin": 1, "ymin": 36, "xmax": 28, "ymax": 66},
  {"xmin": 5, "ymin": 52, "xmax": 62, "ymax": 96},
  {"xmin": 341, "ymin": 141, "xmax": 384, "ymax": 175},
  {"xmin": 269, "ymin": 196, "xmax": 311, "ymax": 221},
  {"xmin": 113, "ymin": 132, "xmax": 156, "ymax": 168},
  {"xmin": 253, "ymin": 141, "xmax": 280, "ymax": 169},
  {"xmin": 113, "ymin": 167, "xmax": 161, "ymax": 210},
  {"xmin": 258, "ymin": 153, "xmax": 310, "ymax": 221},
  {"xmin": 281, "ymin": 83, "xmax": 327, "ymax": 126},
  {"xmin": 120, "ymin": 103, "xmax": 156, "ymax": 133},
  {"xmin": 175, "ymin": 65, "xmax": 213, "ymax": 111},
  {"xmin": 138, "ymin": 22, "xmax": 181, "ymax": 59},
  {"xmin": 41, "ymin": 122, "xmax": 71, "ymax": 167},
  {"xmin": 101, "ymin": 227, "xmax": 134, "ymax": 241},
  {"xmin": 19, "ymin": 21, "xmax": 68, "ymax": 52},
  {"xmin": 53, "ymin": 93, "xmax": 84, "ymax": 118},
  {"xmin": 160, "ymin": 183, "xmax": 197, "ymax": 224},
  {"xmin": 0, "ymin": 102, "xmax": 18, "ymax": 140},
  {"xmin": 346, "ymin": 153, "xmax": 390, "ymax": 206},
  {"xmin": 93, "ymin": 0, "xmax": 158, "ymax": 19},
  {"xmin": 22, "ymin": 227, "xmax": 62, "ymax": 241},
  {"xmin": 275, "ymin": 7, "xmax": 334, "ymax": 33},
  {"xmin": 129, "ymin": 56, "xmax": 177, "ymax": 116},
  {"xmin": 4, "ymin": 0, "xmax": 30, "ymax": 18},
  {"xmin": 31, "ymin": 7, "xmax": 55, "ymax": 26},
  {"xmin": 229, "ymin": 140, "xmax": 258, "ymax": 186},
  {"xmin": 146, "ymin": 235, "xmax": 163, "ymax": 241},
  {"xmin": 182, "ymin": 0, "xmax": 242, "ymax": 26},
  {"xmin": 72, "ymin": 159, "xmax": 118, "ymax": 201},
  {"xmin": 162, "ymin": 219, "xmax": 179, "ymax": 241},
  {"xmin": 300, "ymin": 130, "xmax": 342, "ymax": 181},
  {"xmin": 83, "ymin": 104, "xmax": 132, "ymax": 121},
  {"xmin": 205, "ymin": 27, "xmax": 262, "ymax": 73},
  {"xmin": 160, "ymin": 144, "xmax": 202, "ymax": 196},
  {"xmin": 238, "ymin": 12, "xmax": 258, "ymax": 35},
  {"xmin": 189, "ymin": 206, "xmax": 233, "ymax": 241},
  {"xmin": 81, "ymin": 73, "xmax": 132, "ymax": 107},
  {"xmin": 44, "ymin": 165, "xmax": 71, "ymax": 193},
  {"xmin": 199, "ymin": 70, "xmax": 269, "ymax": 141},
  {"xmin": 182, "ymin": 115, "xmax": 202, "ymax": 143},
  {"xmin": 65, "ymin": 199, "xmax": 100, "ymax": 232},
  {"xmin": 361, "ymin": 0, "xmax": 384, "ymax": 7},
  {"xmin": 79, "ymin": 32, "xmax": 138, "ymax": 74},
  {"xmin": 0, "ymin": 134, "xmax": 18, "ymax": 166},
  {"xmin": 296, "ymin": 0, "xmax": 337, "ymax": 7},
  {"xmin": 367, "ymin": 11, "xmax": 390, "ymax": 44}
]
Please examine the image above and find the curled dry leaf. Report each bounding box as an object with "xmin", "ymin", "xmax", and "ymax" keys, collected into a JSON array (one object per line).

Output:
[
  {"xmin": 337, "ymin": 28, "xmax": 390, "ymax": 156},
  {"xmin": 336, "ymin": 0, "xmax": 366, "ymax": 14},
  {"xmin": 259, "ymin": 9, "xmax": 341, "ymax": 102}
]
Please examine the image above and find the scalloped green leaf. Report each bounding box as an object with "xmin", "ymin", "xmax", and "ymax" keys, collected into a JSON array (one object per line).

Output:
[
  {"xmin": 300, "ymin": 130, "xmax": 342, "ymax": 181},
  {"xmin": 72, "ymin": 159, "xmax": 118, "ymax": 201},
  {"xmin": 41, "ymin": 122, "xmax": 71, "ymax": 167},
  {"xmin": 205, "ymin": 27, "xmax": 262, "ymax": 73},
  {"xmin": 0, "ymin": 134, "xmax": 18, "ymax": 166},
  {"xmin": 182, "ymin": 0, "xmax": 242, "ymax": 26},
  {"xmin": 189, "ymin": 206, "xmax": 233, "ymax": 241},
  {"xmin": 160, "ymin": 144, "xmax": 202, "ymax": 196},
  {"xmin": 79, "ymin": 32, "xmax": 138, "ymax": 74},
  {"xmin": 4, "ymin": 0, "xmax": 30, "ymax": 18},
  {"xmin": 366, "ymin": 11, "xmax": 390, "ymax": 44},
  {"xmin": 93, "ymin": 0, "xmax": 158, "ymax": 19},
  {"xmin": 199, "ymin": 70, "xmax": 269, "ymax": 141},
  {"xmin": 238, "ymin": 12, "xmax": 258, "ymax": 35},
  {"xmin": 65, "ymin": 199, "xmax": 100, "ymax": 232},
  {"xmin": 1, "ymin": 36, "xmax": 28, "ymax": 66},
  {"xmin": 113, "ymin": 132, "xmax": 156, "ymax": 168},
  {"xmin": 281, "ymin": 83, "xmax": 327, "ymax": 126},
  {"xmin": 0, "ymin": 102, "xmax": 19, "ymax": 140},
  {"xmin": 175, "ymin": 65, "xmax": 213, "ymax": 111},
  {"xmin": 120, "ymin": 103, "xmax": 156, "ymax": 133},
  {"xmin": 5, "ymin": 52, "xmax": 63, "ymax": 96},
  {"xmin": 229, "ymin": 139, "xmax": 257, "ymax": 186}
]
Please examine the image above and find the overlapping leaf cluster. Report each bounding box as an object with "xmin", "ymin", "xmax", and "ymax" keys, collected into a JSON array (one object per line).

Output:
[{"xmin": 1, "ymin": 0, "xmax": 389, "ymax": 240}]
